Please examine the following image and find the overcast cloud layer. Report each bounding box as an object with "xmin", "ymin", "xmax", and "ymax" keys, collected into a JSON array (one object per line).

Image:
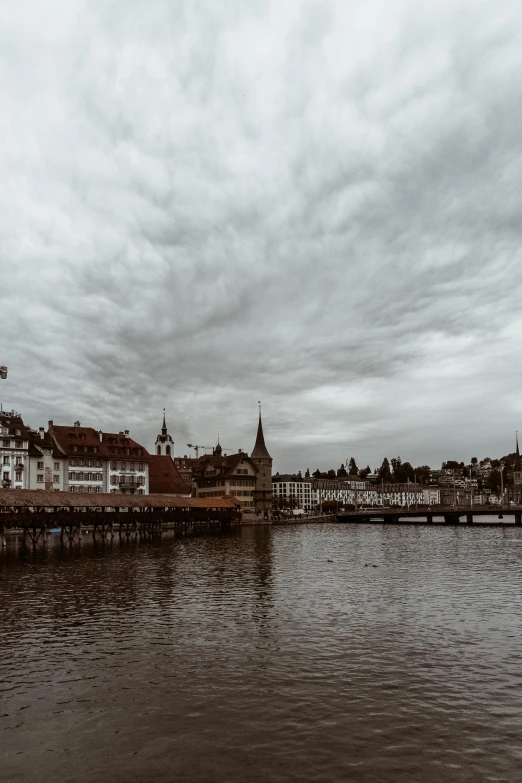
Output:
[{"xmin": 1, "ymin": 0, "xmax": 522, "ymax": 472}]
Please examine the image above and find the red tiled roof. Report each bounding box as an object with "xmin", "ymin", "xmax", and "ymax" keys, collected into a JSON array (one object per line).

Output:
[
  {"xmin": 0, "ymin": 489, "xmax": 240, "ymax": 509},
  {"xmin": 149, "ymin": 455, "xmax": 191, "ymax": 495},
  {"xmin": 50, "ymin": 426, "xmax": 149, "ymax": 460}
]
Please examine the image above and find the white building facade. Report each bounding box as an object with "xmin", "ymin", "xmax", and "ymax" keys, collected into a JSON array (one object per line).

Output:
[{"xmin": 0, "ymin": 411, "xmax": 29, "ymax": 489}]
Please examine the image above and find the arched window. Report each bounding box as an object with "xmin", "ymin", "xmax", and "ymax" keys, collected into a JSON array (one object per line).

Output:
[
  {"xmin": 166, "ymin": 445, "xmax": 171, "ymax": 456},
  {"xmin": 157, "ymin": 445, "xmax": 161, "ymax": 455}
]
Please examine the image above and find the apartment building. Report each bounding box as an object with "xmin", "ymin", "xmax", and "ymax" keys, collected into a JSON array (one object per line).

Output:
[{"xmin": 50, "ymin": 421, "xmax": 150, "ymax": 494}]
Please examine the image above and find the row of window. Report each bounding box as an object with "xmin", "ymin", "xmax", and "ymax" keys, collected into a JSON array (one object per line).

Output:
[
  {"xmin": 37, "ymin": 461, "xmax": 60, "ymax": 470},
  {"xmin": 72, "ymin": 446, "xmax": 99, "ymax": 453},
  {"xmin": 110, "ymin": 476, "xmax": 145, "ymax": 485},
  {"xmin": 110, "ymin": 488, "xmax": 145, "ymax": 494},
  {"xmin": 231, "ymin": 480, "xmax": 255, "ymax": 488},
  {"xmin": 70, "ymin": 459, "xmax": 103, "ymax": 468},
  {"xmin": 69, "ymin": 472, "xmax": 103, "ymax": 481},
  {"xmin": 107, "ymin": 448, "xmax": 144, "ymax": 456},
  {"xmin": 2, "ymin": 440, "xmax": 26, "ymax": 448},
  {"xmin": 110, "ymin": 462, "xmax": 145, "ymax": 471},
  {"xmin": 2, "ymin": 456, "xmax": 23, "ymax": 465},
  {"xmin": 69, "ymin": 486, "xmax": 101, "ymax": 493},
  {"xmin": 37, "ymin": 475, "xmax": 60, "ymax": 483},
  {"xmin": 232, "ymin": 490, "xmax": 253, "ymax": 497}
]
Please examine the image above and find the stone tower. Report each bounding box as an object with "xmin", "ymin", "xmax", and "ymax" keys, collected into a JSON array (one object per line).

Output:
[
  {"xmin": 155, "ymin": 410, "xmax": 174, "ymax": 457},
  {"xmin": 251, "ymin": 405, "xmax": 273, "ymax": 518}
]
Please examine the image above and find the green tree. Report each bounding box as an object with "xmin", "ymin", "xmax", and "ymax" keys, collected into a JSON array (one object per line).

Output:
[
  {"xmin": 348, "ymin": 457, "xmax": 359, "ymax": 476},
  {"xmin": 327, "ymin": 469, "xmax": 336, "ymax": 479},
  {"xmin": 442, "ymin": 460, "xmax": 462, "ymax": 471},
  {"xmin": 391, "ymin": 457, "xmax": 402, "ymax": 478},
  {"xmin": 377, "ymin": 457, "xmax": 392, "ymax": 481},
  {"xmin": 414, "ymin": 465, "xmax": 431, "ymax": 484},
  {"xmin": 337, "ymin": 463, "xmax": 348, "ymax": 477},
  {"xmin": 312, "ymin": 469, "xmax": 322, "ymax": 478},
  {"xmin": 305, "ymin": 468, "xmax": 310, "ymax": 478},
  {"xmin": 485, "ymin": 469, "xmax": 501, "ymax": 492}
]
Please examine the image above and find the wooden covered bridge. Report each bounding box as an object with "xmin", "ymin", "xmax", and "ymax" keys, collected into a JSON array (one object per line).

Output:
[{"xmin": 0, "ymin": 489, "xmax": 242, "ymax": 546}]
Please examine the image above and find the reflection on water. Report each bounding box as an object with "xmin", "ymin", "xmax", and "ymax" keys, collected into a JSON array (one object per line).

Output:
[{"xmin": 1, "ymin": 524, "xmax": 522, "ymax": 782}]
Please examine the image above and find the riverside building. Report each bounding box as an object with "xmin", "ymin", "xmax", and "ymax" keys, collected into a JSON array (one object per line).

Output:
[
  {"xmin": 193, "ymin": 410, "xmax": 273, "ymax": 518},
  {"xmin": 49, "ymin": 421, "xmax": 150, "ymax": 494},
  {"xmin": 1, "ymin": 410, "xmax": 30, "ymax": 489}
]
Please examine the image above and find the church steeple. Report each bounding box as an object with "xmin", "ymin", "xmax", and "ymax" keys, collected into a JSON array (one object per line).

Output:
[
  {"xmin": 162, "ymin": 409, "xmax": 167, "ymax": 436},
  {"xmin": 155, "ymin": 408, "xmax": 174, "ymax": 457},
  {"xmin": 515, "ymin": 431, "xmax": 521, "ymax": 471},
  {"xmin": 250, "ymin": 402, "xmax": 273, "ymax": 519},
  {"xmin": 251, "ymin": 402, "xmax": 271, "ymax": 460}
]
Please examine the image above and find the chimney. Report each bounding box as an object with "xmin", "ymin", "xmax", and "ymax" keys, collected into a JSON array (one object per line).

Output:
[
  {"xmin": 98, "ymin": 430, "xmax": 103, "ymax": 442},
  {"xmin": 48, "ymin": 420, "xmax": 53, "ymax": 434},
  {"xmin": 39, "ymin": 427, "xmax": 45, "ymax": 439},
  {"xmin": 124, "ymin": 429, "xmax": 129, "ymax": 437},
  {"xmin": 74, "ymin": 420, "xmax": 81, "ymax": 428}
]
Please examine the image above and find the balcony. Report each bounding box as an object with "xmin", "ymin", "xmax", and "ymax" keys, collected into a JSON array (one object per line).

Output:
[{"xmin": 118, "ymin": 475, "xmax": 144, "ymax": 489}]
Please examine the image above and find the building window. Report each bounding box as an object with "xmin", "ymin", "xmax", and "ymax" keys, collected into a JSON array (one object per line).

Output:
[
  {"xmin": 15, "ymin": 472, "xmax": 22, "ymax": 481},
  {"xmin": 121, "ymin": 461, "xmax": 126, "ymax": 471},
  {"xmin": 53, "ymin": 475, "xmax": 59, "ymax": 483},
  {"xmin": 15, "ymin": 441, "xmax": 22, "ymax": 448},
  {"xmin": 138, "ymin": 462, "xmax": 144, "ymax": 472},
  {"xmin": 54, "ymin": 462, "xmax": 59, "ymax": 470},
  {"xmin": 2, "ymin": 456, "xmax": 8, "ymax": 465},
  {"xmin": 37, "ymin": 474, "xmax": 43, "ymax": 483},
  {"xmin": 78, "ymin": 472, "xmax": 84, "ymax": 480},
  {"xmin": 37, "ymin": 461, "xmax": 44, "ymax": 469}
]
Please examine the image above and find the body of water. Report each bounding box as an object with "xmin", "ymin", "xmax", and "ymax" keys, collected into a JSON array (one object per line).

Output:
[{"xmin": 1, "ymin": 523, "xmax": 522, "ymax": 782}]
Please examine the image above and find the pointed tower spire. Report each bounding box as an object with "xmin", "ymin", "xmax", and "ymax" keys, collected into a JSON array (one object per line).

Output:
[
  {"xmin": 251, "ymin": 401, "xmax": 271, "ymax": 459},
  {"xmin": 162, "ymin": 408, "xmax": 167, "ymax": 435},
  {"xmin": 515, "ymin": 431, "xmax": 521, "ymax": 470}
]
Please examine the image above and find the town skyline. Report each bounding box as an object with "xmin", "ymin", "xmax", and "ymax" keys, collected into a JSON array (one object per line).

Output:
[
  {"xmin": 2, "ymin": 0, "xmax": 522, "ymax": 475},
  {"xmin": 0, "ymin": 385, "xmax": 519, "ymax": 477}
]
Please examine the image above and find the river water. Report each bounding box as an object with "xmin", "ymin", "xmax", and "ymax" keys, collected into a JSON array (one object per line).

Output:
[{"xmin": 1, "ymin": 523, "xmax": 522, "ymax": 782}]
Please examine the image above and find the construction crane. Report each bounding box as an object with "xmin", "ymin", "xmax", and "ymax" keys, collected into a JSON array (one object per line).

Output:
[{"xmin": 187, "ymin": 443, "xmax": 233, "ymax": 458}]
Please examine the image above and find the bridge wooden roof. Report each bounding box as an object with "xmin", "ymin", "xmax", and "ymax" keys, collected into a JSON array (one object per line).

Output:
[{"xmin": 0, "ymin": 489, "xmax": 241, "ymax": 510}]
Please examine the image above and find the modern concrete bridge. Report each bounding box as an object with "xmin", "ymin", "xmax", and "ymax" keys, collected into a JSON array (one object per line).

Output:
[{"xmin": 336, "ymin": 506, "xmax": 522, "ymax": 526}]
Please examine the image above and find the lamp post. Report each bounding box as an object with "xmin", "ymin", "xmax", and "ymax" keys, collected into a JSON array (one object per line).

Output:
[{"xmin": 500, "ymin": 462, "xmax": 505, "ymax": 507}]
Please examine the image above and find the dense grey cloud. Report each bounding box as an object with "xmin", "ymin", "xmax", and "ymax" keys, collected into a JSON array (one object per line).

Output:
[{"xmin": 1, "ymin": 0, "xmax": 522, "ymax": 471}]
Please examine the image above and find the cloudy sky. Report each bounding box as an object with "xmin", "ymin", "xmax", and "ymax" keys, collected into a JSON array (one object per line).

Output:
[{"xmin": 1, "ymin": 0, "xmax": 522, "ymax": 472}]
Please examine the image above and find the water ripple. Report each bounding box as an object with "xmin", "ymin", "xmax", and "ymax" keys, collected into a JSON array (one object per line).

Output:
[{"xmin": 1, "ymin": 524, "xmax": 522, "ymax": 781}]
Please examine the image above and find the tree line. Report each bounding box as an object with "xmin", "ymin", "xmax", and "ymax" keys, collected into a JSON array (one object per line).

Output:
[{"xmin": 305, "ymin": 451, "xmax": 520, "ymax": 489}]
